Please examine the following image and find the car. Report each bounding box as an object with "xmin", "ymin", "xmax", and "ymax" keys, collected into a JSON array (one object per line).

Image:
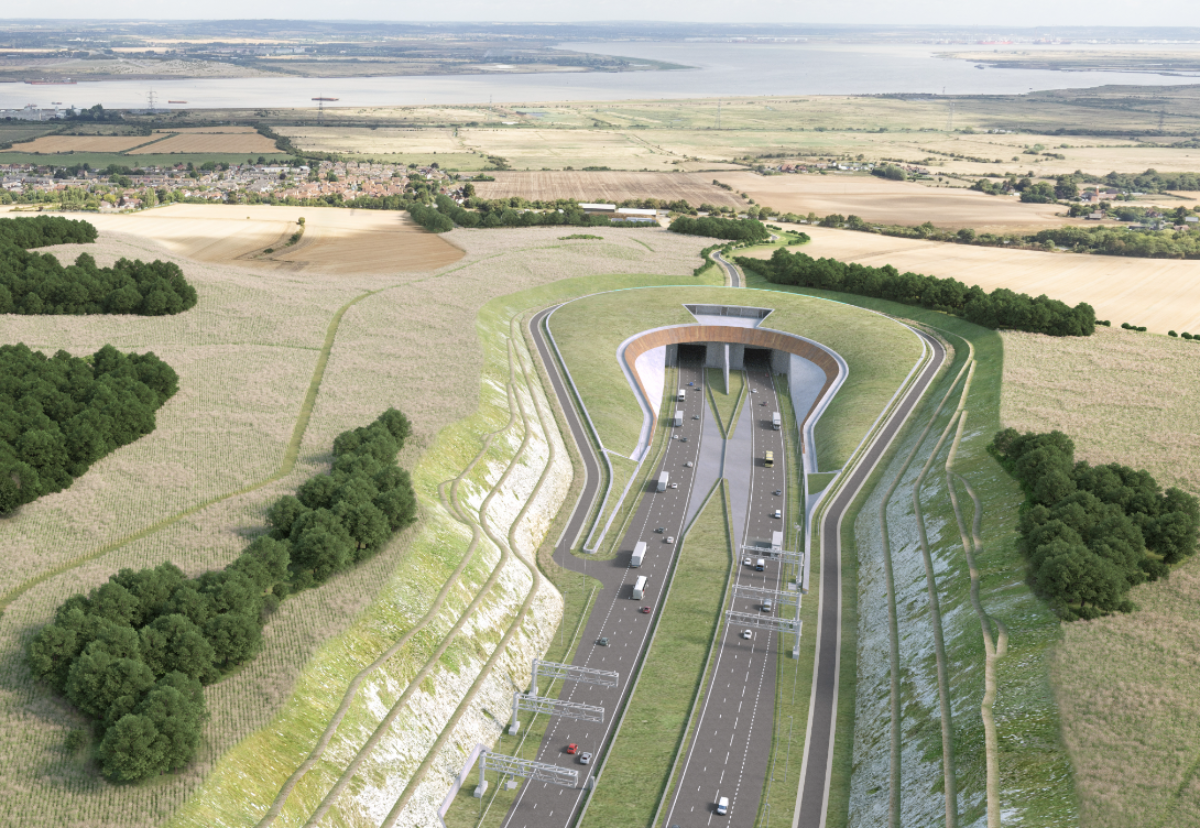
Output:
[
  {"xmin": 688, "ymin": 381, "xmax": 694, "ymax": 386},
  {"xmin": 773, "ymin": 490, "xmax": 782, "ymax": 496},
  {"xmin": 773, "ymin": 509, "xmax": 782, "ymax": 518},
  {"xmin": 717, "ymin": 796, "xmax": 730, "ymax": 815},
  {"xmin": 597, "ymin": 637, "xmax": 609, "ymax": 646},
  {"xmin": 693, "ymin": 414, "xmax": 701, "ymax": 420},
  {"xmin": 761, "ymin": 400, "xmax": 767, "ymax": 406},
  {"xmin": 743, "ymin": 556, "xmax": 752, "ymax": 566},
  {"xmin": 566, "ymin": 743, "xmax": 578, "ymax": 755},
  {"xmin": 751, "ymin": 388, "xmax": 757, "ymax": 393},
  {"xmin": 762, "ymin": 599, "xmax": 773, "ymax": 612},
  {"xmin": 640, "ymin": 606, "xmax": 652, "ymax": 614},
  {"xmin": 579, "ymin": 752, "xmax": 592, "ymax": 765},
  {"xmin": 741, "ymin": 629, "xmax": 752, "ymax": 640},
  {"xmin": 680, "ymin": 436, "xmax": 688, "ymax": 442},
  {"xmin": 654, "ymin": 527, "xmax": 665, "ymax": 533},
  {"xmin": 686, "ymin": 461, "xmax": 694, "ymax": 468},
  {"xmin": 666, "ymin": 536, "xmax": 675, "ymax": 544},
  {"xmin": 670, "ymin": 482, "xmax": 679, "ymax": 489}
]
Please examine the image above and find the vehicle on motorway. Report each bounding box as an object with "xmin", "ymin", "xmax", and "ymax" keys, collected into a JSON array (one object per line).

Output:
[
  {"xmin": 666, "ymin": 536, "xmax": 674, "ymax": 544},
  {"xmin": 743, "ymin": 556, "xmax": 752, "ymax": 566},
  {"xmin": 686, "ymin": 461, "xmax": 694, "ymax": 468},
  {"xmin": 756, "ymin": 558, "xmax": 765, "ymax": 571},
  {"xmin": 773, "ymin": 509, "xmax": 782, "ymax": 518},
  {"xmin": 717, "ymin": 796, "xmax": 729, "ymax": 815},
  {"xmin": 741, "ymin": 629, "xmax": 752, "ymax": 639},
  {"xmin": 640, "ymin": 606, "xmax": 652, "ymax": 614},
  {"xmin": 597, "ymin": 637, "xmax": 609, "ymax": 646},
  {"xmin": 579, "ymin": 752, "xmax": 592, "ymax": 765},
  {"xmin": 655, "ymin": 526, "xmax": 665, "ymax": 533},
  {"xmin": 632, "ymin": 575, "xmax": 648, "ymax": 600},
  {"xmin": 774, "ymin": 489, "xmax": 782, "ymax": 496},
  {"xmin": 657, "ymin": 472, "xmax": 669, "ymax": 492},
  {"xmin": 670, "ymin": 482, "xmax": 679, "ymax": 489},
  {"xmin": 631, "ymin": 541, "xmax": 646, "ymax": 568},
  {"xmin": 762, "ymin": 599, "xmax": 773, "ymax": 612},
  {"xmin": 674, "ymin": 409, "xmax": 683, "ymax": 427},
  {"xmin": 772, "ymin": 411, "xmax": 781, "ymax": 429},
  {"xmin": 566, "ymin": 743, "xmax": 578, "ymax": 754},
  {"xmin": 764, "ymin": 450, "xmax": 774, "ymax": 468},
  {"xmin": 693, "ymin": 414, "xmax": 701, "ymax": 420},
  {"xmin": 677, "ymin": 388, "xmax": 686, "ymax": 401}
]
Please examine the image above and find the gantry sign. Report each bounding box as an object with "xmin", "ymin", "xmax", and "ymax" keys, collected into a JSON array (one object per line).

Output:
[
  {"xmin": 529, "ymin": 659, "xmax": 620, "ymax": 696},
  {"xmin": 473, "ymin": 749, "xmax": 578, "ymax": 797},
  {"xmin": 510, "ymin": 692, "xmax": 605, "ymax": 734}
]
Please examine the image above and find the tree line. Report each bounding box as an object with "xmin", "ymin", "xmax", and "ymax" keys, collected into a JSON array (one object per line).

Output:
[
  {"xmin": 339, "ymin": 194, "xmax": 652, "ymax": 233},
  {"xmin": 668, "ymin": 215, "xmax": 771, "ymax": 242},
  {"xmin": 0, "ymin": 216, "xmax": 197, "ymax": 316},
  {"xmin": 991, "ymin": 429, "xmax": 1200, "ymax": 619},
  {"xmin": 0, "ymin": 343, "xmax": 179, "ymax": 514},
  {"xmin": 737, "ymin": 247, "xmax": 1096, "ymax": 337},
  {"xmin": 27, "ymin": 409, "xmax": 419, "ymax": 781}
]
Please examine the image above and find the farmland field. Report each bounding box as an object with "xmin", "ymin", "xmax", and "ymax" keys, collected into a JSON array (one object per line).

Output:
[
  {"xmin": 0, "ymin": 215, "xmax": 714, "ymax": 828},
  {"xmin": 1000, "ymin": 326, "xmax": 1200, "ymax": 827},
  {"xmin": 84, "ymin": 203, "xmax": 465, "ymax": 274},
  {"xmin": 127, "ymin": 130, "xmax": 282, "ymax": 155},
  {"xmin": 472, "ymin": 170, "xmax": 745, "ymax": 207},
  {"xmin": 720, "ymin": 170, "xmax": 1076, "ymax": 231},
  {"xmin": 742, "ymin": 224, "xmax": 1200, "ymax": 334},
  {"xmin": 1, "ymin": 133, "xmax": 157, "ymax": 153}
]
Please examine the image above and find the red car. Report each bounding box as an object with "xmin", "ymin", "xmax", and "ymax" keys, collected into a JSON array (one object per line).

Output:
[
  {"xmin": 566, "ymin": 743, "xmax": 578, "ymax": 755},
  {"xmin": 640, "ymin": 606, "xmax": 652, "ymax": 614}
]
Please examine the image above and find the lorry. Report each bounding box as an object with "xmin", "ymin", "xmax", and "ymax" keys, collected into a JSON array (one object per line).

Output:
[
  {"xmin": 632, "ymin": 575, "xmax": 648, "ymax": 600},
  {"xmin": 772, "ymin": 411, "xmax": 781, "ymax": 430},
  {"xmin": 756, "ymin": 558, "xmax": 766, "ymax": 571},
  {"xmin": 631, "ymin": 541, "xmax": 646, "ymax": 567},
  {"xmin": 771, "ymin": 530, "xmax": 784, "ymax": 551},
  {"xmin": 673, "ymin": 409, "xmax": 683, "ymax": 427},
  {"xmin": 677, "ymin": 388, "xmax": 686, "ymax": 401},
  {"xmin": 657, "ymin": 472, "xmax": 669, "ymax": 492}
]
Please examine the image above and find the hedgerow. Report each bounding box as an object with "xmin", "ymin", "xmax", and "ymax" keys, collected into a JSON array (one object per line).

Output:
[{"xmin": 27, "ymin": 409, "xmax": 419, "ymax": 781}]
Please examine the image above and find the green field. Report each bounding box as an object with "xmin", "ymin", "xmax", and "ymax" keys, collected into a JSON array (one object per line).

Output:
[
  {"xmin": 550, "ymin": 285, "xmax": 923, "ymax": 469},
  {"xmin": 706, "ymin": 366, "xmax": 746, "ymax": 437}
]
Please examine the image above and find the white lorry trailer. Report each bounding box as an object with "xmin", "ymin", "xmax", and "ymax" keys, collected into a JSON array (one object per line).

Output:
[
  {"xmin": 631, "ymin": 541, "xmax": 646, "ymax": 567},
  {"xmin": 632, "ymin": 575, "xmax": 648, "ymax": 600},
  {"xmin": 657, "ymin": 472, "xmax": 669, "ymax": 492},
  {"xmin": 674, "ymin": 409, "xmax": 684, "ymax": 427},
  {"xmin": 772, "ymin": 411, "xmax": 781, "ymax": 430}
]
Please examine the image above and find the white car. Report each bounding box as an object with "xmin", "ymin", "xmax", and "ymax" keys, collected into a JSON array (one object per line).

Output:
[
  {"xmin": 670, "ymin": 482, "xmax": 679, "ymax": 489},
  {"xmin": 743, "ymin": 556, "xmax": 752, "ymax": 566},
  {"xmin": 666, "ymin": 536, "xmax": 675, "ymax": 544},
  {"xmin": 741, "ymin": 629, "xmax": 752, "ymax": 640},
  {"xmin": 685, "ymin": 461, "xmax": 694, "ymax": 468},
  {"xmin": 773, "ymin": 509, "xmax": 782, "ymax": 518}
]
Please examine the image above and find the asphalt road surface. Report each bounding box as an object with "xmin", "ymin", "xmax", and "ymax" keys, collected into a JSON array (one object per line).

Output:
[
  {"xmin": 501, "ymin": 332, "xmax": 710, "ymax": 828},
  {"xmin": 794, "ymin": 330, "xmax": 946, "ymax": 828},
  {"xmin": 712, "ymin": 251, "xmax": 741, "ymax": 288},
  {"xmin": 663, "ymin": 356, "xmax": 788, "ymax": 828}
]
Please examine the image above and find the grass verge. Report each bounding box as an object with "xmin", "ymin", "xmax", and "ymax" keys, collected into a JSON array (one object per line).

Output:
[{"xmin": 705, "ymin": 366, "xmax": 746, "ymax": 438}]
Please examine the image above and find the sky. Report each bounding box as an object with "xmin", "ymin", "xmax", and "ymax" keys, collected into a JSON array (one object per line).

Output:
[{"xmin": 10, "ymin": 0, "xmax": 1200, "ymax": 27}]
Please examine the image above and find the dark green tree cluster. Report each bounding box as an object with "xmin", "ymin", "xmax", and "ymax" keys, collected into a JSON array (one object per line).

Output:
[
  {"xmin": 668, "ymin": 216, "xmax": 770, "ymax": 242},
  {"xmin": 737, "ymin": 247, "xmax": 1096, "ymax": 337},
  {"xmin": 1076, "ymin": 169, "xmax": 1200, "ymax": 194},
  {"xmin": 0, "ymin": 343, "xmax": 179, "ymax": 513},
  {"xmin": 28, "ymin": 409, "xmax": 418, "ymax": 781},
  {"xmin": 991, "ymin": 429, "xmax": 1200, "ymax": 619},
  {"xmin": 871, "ymin": 164, "xmax": 907, "ymax": 181},
  {"xmin": 1029, "ymin": 225, "xmax": 1200, "ymax": 260},
  {"xmin": 0, "ymin": 217, "xmax": 197, "ymax": 316}
]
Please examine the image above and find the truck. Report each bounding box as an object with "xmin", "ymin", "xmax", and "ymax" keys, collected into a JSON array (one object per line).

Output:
[
  {"xmin": 771, "ymin": 530, "xmax": 784, "ymax": 551},
  {"xmin": 772, "ymin": 411, "xmax": 781, "ymax": 430},
  {"xmin": 657, "ymin": 472, "xmax": 669, "ymax": 492},
  {"xmin": 631, "ymin": 541, "xmax": 646, "ymax": 568},
  {"xmin": 677, "ymin": 389, "xmax": 686, "ymax": 402},
  {"xmin": 632, "ymin": 575, "xmax": 648, "ymax": 600},
  {"xmin": 674, "ymin": 409, "xmax": 683, "ymax": 427}
]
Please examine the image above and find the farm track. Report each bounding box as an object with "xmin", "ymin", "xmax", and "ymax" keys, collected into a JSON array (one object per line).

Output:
[
  {"xmin": 0, "ymin": 286, "xmax": 387, "ymax": 619},
  {"xmin": 875, "ymin": 355, "xmax": 972, "ymax": 828}
]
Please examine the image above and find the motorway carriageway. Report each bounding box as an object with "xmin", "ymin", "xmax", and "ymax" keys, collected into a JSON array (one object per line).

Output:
[{"xmin": 499, "ymin": 349, "xmax": 709, "ymax": 828}]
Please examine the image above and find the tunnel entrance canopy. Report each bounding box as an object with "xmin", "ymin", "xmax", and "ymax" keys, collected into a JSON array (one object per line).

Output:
[{"xmin": 685, "ymin": 304, "xmax": 773, "ymax": 328}]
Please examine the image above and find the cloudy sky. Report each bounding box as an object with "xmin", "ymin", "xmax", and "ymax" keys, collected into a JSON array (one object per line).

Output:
[{"xmin": 10, "ymin": 0, "xmax": 1200, "ymax": 26}]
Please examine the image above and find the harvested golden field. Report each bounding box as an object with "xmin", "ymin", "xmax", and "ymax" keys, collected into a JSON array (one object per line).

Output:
[
  {"xmin": 156, "ymin": 126, "xmax": 261, "ymax": 133},
  {"xmin": 85, "ymin": 203, "xmax": 465, "ymax": 274},
  {"xmin": 128, "ymin": 130, "xmax": 283, "ymax": 155},
  {"xmin": 0, "ymin": 134, "xmax": 154, "ymax": 153},
  {"xmin": 743, "ymin": 225, "xmax": 1200, "ymax": 334},
  {"xmin": 473, "ymin": 170, "xmax": 745, "ymax": 207},
  {"xmin": 0, "ymin": 217, "xmax": 712, "ymax": 828},
  {"xmin": 459, "ymin": 127, "xmax": 742, "ymax": 172},
  {"xmin": 277, "ymin": 125, "xmax": 466, "ymax": 155},
  {"xmin": 720, "ymin": 170, "xmax": 1073, "ymax": 230},
  {"xmin": 1000, "ymin": 327, "xmax": 1200, "ymax": 827}
]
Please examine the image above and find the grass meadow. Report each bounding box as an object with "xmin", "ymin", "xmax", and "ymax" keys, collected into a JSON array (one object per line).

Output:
[
  {"xmin": 0, "ymin": 220, "xmax": 714, "ymax": 828},
  {"xmin": 551, "ymin": 284, "xmax": 923, "ymax": 470},
  {"xmin": 1001, "ymin": 326, "xmax": 1200, "ymax": 828}
]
